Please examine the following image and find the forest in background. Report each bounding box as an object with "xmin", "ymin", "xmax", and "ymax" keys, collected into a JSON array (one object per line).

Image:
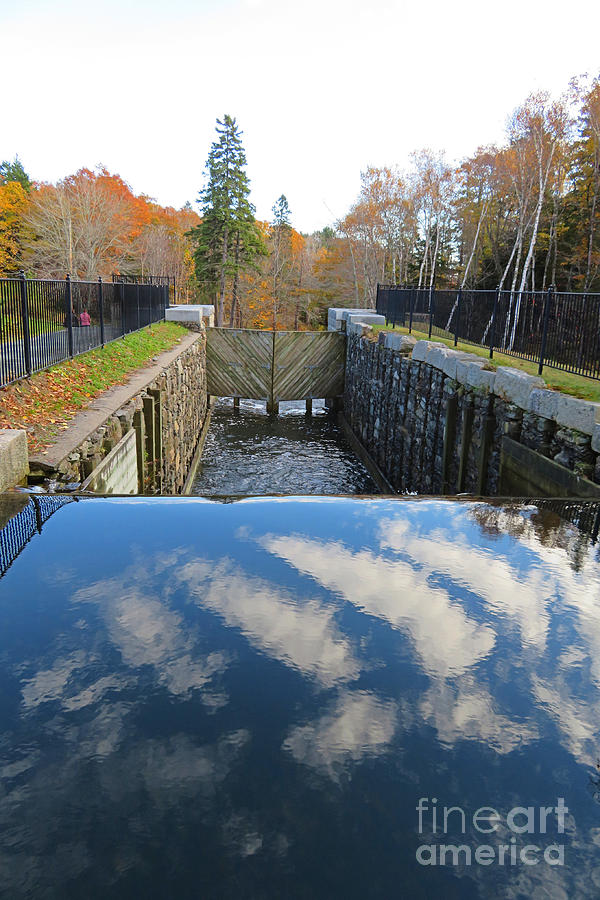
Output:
[{"xmin": 1, "ymin": 71, "xmax": 599, "ymax": 329}]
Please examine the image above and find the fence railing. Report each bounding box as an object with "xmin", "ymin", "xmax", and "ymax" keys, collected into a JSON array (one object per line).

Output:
[
  {"xmin": 376, "ymin": 285, "xmax": 600, "ymax": 380},
  {"xmin": 0, "ymin": 274, "xmax": 169, "ymax": 388},
  {"xmin": 0, "ymin": 496, "xmax": 74, "ymax": 579}
]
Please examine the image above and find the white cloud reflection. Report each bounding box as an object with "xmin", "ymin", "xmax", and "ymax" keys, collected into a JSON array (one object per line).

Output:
[
  {"xmin": 283, "ymin": 690, "xmax": 398, "ymax": 779},
  {"xmin": 259, "ymin": 534, "xmax": 495, "ymax": 679},
  {"xmin": 176, "ymin": 558, "xmax": 361, "ymax": 688}
]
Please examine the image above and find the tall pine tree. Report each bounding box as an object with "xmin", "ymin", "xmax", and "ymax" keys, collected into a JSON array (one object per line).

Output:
[{"xmin": 190, "ymin": 115, "xmax": 264, "ymax": 325}]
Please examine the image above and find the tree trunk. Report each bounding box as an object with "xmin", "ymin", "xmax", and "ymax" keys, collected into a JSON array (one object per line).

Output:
[
  {"xmin": 229, "ymin": 231, "xmax": 240, "ymax": 328},
  {"xmin": 217, "ymin": 224, "xmax": 229, "ymax": 327}
]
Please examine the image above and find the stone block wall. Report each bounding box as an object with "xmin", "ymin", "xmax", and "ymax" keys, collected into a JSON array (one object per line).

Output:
[
  {"xmin": 43, "ymin": 333, "xmax": 207, "ymax": 494},
  {"xmin": 344, "ymin": 330, "xmax": 600, "ymax": 496}
]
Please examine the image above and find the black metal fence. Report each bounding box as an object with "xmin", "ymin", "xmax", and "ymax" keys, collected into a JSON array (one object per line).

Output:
[
  {"xmin": 376, "ymin": 285, "xmax": 600, "ymax": 380},
  {"xmin": 0, "ymin": 496, "xmax": 74, "ymax": 579},
  {"xmin": 0, "ymin": 274, "xmax": 169, "ymax": 388}
]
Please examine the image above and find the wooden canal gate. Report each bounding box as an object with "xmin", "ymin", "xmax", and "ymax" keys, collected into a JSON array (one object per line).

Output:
[{"xmin": 206, "ymin": 329, "xmax": 346, "ymax": 404}]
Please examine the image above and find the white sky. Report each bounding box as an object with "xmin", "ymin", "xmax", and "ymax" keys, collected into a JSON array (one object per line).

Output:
[{"xmin": 1, "ymin": 0, "xmax": 599, "ymax": 233}]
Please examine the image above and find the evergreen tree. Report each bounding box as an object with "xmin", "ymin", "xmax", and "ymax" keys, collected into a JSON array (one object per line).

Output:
[
  {"xmin": 189, "ymin": 115, "xmax": 264, "ymax": 325},
  {"xmin": 270, "ymin": 194, "xmax": 293, "ymax": 328},
  {"xmin": 0, "ymin": 156, "xmax": 31, "ymax": 192}
]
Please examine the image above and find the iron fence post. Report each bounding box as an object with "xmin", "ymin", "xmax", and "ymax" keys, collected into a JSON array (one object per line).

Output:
[
  {"xmin": 409, "ymin": 288, "xmax": 415, "ymax": 334},
  {"xmin": 98, "ymin": 277, "xmax": 105, "ymax": 347},
  {"xmin": 18, "ymin": 270, "xmax": 32, "ymax": 376},
  {"xmin": 65, "ymin": 274, "xmax": 74, "ymax": 358},
  {"xmin": 428, "ymin": 286, "xmax": 434, "ymax": 339},
  {"xmin": 136, "ymin": 283, "xmax": 141, "ymax": 330},
  {"xmin": 120, "ymin": 282, "xmax": 126, "ymax": 337},
  {"xmin": 489, "ymin": 287, "xmax": 499, "ymax": 358},
  {"xmin": 538, "ymin": 284, "xmax": 554, "ymax": 376},
  {"xmin": 454, "ymin": 287, "xmax": 462, "ymax": 347}
]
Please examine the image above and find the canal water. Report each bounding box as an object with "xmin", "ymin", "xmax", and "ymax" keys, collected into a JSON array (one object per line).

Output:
[
  {"xmin": 191, "ymin": 398, "xmax": 379, "ymax": 496},
  {"xmin": 1, "ymin": 494, "xmax": 600, "ymax": 898}
]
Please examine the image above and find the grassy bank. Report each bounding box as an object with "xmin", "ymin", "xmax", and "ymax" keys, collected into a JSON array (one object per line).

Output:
[
  {"xmin": 0, "ymin": 322, "xmax": 188, "ymax": 453},
  {"xmin": 374, "ymin": 325, "xmax": 600, "ymax": 403}
]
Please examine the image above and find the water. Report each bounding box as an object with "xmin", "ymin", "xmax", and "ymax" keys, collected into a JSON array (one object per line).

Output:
[
  {"xmin": 191, "ymin": 398, "xmax": 379, "ymax": 495},
  {"xmin": 1, "ymin": 494, "xmax": 600, "ymax": 898}
]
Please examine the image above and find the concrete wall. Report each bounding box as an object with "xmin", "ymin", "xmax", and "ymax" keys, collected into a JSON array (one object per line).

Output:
[
  {"xmin": 0, "ymin": 430, "xmax": 29, "ymax": 492},
  {"xmin": 35, "ymin": 332, "xmax": 208, "ymax": 495},
  {"xmin": 344, "ymin": 330, "xmax": 600, "ymax": 497},
  {"xmin": 80, "ymin": 429, "xmax": 138, "ymax": 494}
]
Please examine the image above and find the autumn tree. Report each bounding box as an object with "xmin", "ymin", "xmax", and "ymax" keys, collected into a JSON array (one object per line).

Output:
[{"xmin": 0, "ymin": 181, "xmax": 29, "ymax": 273}]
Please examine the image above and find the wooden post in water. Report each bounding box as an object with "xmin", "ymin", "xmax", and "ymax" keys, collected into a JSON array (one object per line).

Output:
[
  {"xmin": 233, "ymin": 397, "xmax": 240, "ymax": 411},
  {"xmin": 306, "ymin": 399, "xmax": 312, "ymax": 416},
  {"xmin": 266, "ymin": 400, "xmax": 279, "ymax": 416}
]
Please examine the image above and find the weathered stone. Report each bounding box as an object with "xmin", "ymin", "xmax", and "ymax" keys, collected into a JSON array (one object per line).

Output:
[
  {"xmin": 328, "ymin": 307, "xmax": 373, "ymax": 331},
  {"xmin": 456, "ymin": 359, "xmax": 496, "ymax": 392},
  {"xmin": 554, "ymin": 395, "xmax": 600, "ymax": 436},
  {"xmin": 440, "ymin": 350, "xmax": 472, "ymax": 380},
  {"xmin": 381, "ymin": 332, "xmax": 417, "ymax": 353},
  {"xmin": 346, "ymin": 313, "xmax": 386, "ymax": 328},
  {"xmin": 347, "ymin": 322, "xmax": 373, "ymax": 337},
  {"xmin": 592, "ymin": 424, "xmax": 600, "ymax": 454},
  {"xmin": 528, "ymin": 388, "xmax": 560, "ymax": 421},
  {"xmin": 411, "ymin": 340, "xmax": 446, "ymax": 364},
  {"xmin": 494, "ymin": 367, "xmax": 545, "ymax": 410},
  {"xmin": 0, "ymin": 429, "xmax": 29, "ymax": 491},
  {"xmin": 166, "ymin": 305, "xmax": 214, "ymax": 327}
]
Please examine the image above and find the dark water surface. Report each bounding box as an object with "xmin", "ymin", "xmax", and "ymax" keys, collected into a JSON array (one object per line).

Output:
[
  {"xmin": 1, "ymin": 495, "xmax": 600, "ymax": 898},
  {"xmin": 191, "ymin": 398, "xmax": 379, "ymax": 495}
]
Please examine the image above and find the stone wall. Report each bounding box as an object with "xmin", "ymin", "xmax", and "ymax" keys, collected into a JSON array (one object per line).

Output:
[
  {"xmin": 41, "ymin": 333, "xmax": 207, "ymax": 495},
  {"xmin": 344, "ymin": 328, "xmax": 600, "ymax": 497}
]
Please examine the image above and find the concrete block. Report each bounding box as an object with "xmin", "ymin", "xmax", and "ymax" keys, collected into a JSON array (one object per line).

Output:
[
  {"xmin": 0, "ymin": 429, "xmax": 29, "ymax": 492},
  {"xmin": 426, "ymin": 345, "xmax": 452, "ymax": 372},
  {"xmin": 347, "ymin": 322, "xmax": 373, "ymax": 337},
  {"xmin": 441, "ymin": 350, "xmax": 477, "ymax": 380},
  {"xmin": 345, "ymin": 313, "xmax": 386, "ymax": 328},
  {"xmin": 592, "ymin": 424, "xmax": 600, "ymax": 454},
  {"xmin": 457, "ymin": 359, "xmax": 496, "ymax": 392},
  {"xmin": 382, "ymin": 332, "xmax": 417, "ymax": 353},
  {"xmin": 494, "ymin": 367, "xmax": 545, "ymax": 410},
  {"xmin": 328, "ymin": 307, "xmax": 375, "ymax": 331},
  {"xmin": 411, "ymin": 340, "xmax": 446, "ymax": 364},
  {"xmin": 528, "ymin": 388, "xmax": 560, "ymax": 421},
  {"xmin": 554, "ymin": 395, "xmax": 600, "ymax": 436},
  {"xmin": 166, "ymin": 305, "xmax": 213, "ymax": 326}
]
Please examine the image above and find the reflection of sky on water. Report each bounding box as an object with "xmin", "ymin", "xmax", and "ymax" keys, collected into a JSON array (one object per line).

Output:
[{"xmin": 1, "ymin": 496, "xmax": 600, "ymax": 897}]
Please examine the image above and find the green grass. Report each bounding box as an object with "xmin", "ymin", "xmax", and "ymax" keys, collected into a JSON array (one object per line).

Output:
[
  {"xmin": 373, "ymin": 324, "xmax": 600, "ymax": 402},
  {"xmin": 0, "ymin": 321, "xmax": 189, "ymax": 453}
]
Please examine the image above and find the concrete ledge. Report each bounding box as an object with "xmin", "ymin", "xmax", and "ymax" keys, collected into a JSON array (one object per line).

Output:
[
  {"xmin": 30, "ymin": 333, "xmax": 201, "ymax": 472},
  {"xmin": 554, "ymin": 395, "xmax": 600, "ymax": 436},
  {"xmin": 494, "ymin": 367, "xmax": 545, "ymax": 410},
  {"xmin": 457, "ymin": 359, "xmax": 496, "ymax": 392},
  {"xmin": 167, "ymin": 305, "xmax": 214, "ymax": 326},
  {"xmin": 411, "ymin": 340, "xmax": 446, "ymax": 364},
  {"xmin": 345, "ymin": 313, "xmax": 386, "ymax": 328},
  {"xmin": 528, "ymin": 388, "xmax": 600, "ymax": 435},
  {"xmin": 328, "ymin": 307, "xmax": 376, "ymax": 331},
  {"xmin": 528, "ymin": 388, "xmax": 560, "ymax": 421},
  {"xmin": 0, "ymin": 429, "xmax": 29, "ymax": 491},
  {"xmin": 379, "ymin": 332, "xmax": 417, "ymax": 353},
  {"xmin": 347, "ymin": 322, "xmax": 374, "ymax": 337}
]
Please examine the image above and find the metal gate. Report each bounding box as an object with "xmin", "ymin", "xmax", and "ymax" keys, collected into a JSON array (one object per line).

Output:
[{"xmin": 206, "ymin": 329, "xmax": 345, "ymax": 402}]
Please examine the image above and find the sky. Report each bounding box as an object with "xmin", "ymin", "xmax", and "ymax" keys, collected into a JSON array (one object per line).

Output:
[{"xmin": 1, "ymin": 0, "xmax": 599, "ymax": 233}]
